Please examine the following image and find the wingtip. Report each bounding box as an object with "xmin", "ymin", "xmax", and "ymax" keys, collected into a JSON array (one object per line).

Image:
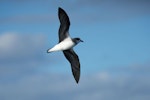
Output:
[
  {"xmin": 75, "ymin": 79, "xmax": 79, "ymax": 84},
  {"xmin": 58, "ymin": 7, "xmax": 61, "ymax": 10},
  {"xmin": 58, "ymin": 7, "xmax": 63, "ymax": 12},
  {"xmin": 58, "ymin": 7, "xmax": 67, "ymax": 15},
  {"xmin": 73, "ymin": 73, "xmax": 80, "ymax": 84}
]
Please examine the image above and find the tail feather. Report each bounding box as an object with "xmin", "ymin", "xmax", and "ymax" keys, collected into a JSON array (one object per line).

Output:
[
  {"xmin": 47, "ymin": 48, "xmax": 54, "ymax": 53},
  {"xmin": 47, "ymin": 48, "xmax": 51, "ymax": 53}
]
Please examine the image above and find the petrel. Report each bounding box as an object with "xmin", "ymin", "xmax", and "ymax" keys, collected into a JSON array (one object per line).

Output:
[{"xmin": 47, "ymin": 7, "xmax": 83, "ymax": 83}]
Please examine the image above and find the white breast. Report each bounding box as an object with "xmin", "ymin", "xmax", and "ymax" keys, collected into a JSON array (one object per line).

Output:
[{"xmin": 48, "ymin": 37, "xmax": 75, "ymax": 52}]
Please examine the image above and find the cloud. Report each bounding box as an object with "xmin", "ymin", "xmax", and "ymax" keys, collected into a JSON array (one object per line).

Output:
[
  {"xmin": 0, "ymin": 15, "xmax": 52, "ymax": 24},
  {"xmin": 1, "ymin": 0, "xmax": 150, "ymax": 25},
  {"xmin": 0, "ymin": 61, "xmax": 150, "ymax": 100},
  {"xmin": 76, "ymin": 0, "xmax": 150, "ymax": 6},
  {"xmin": 0, "ymin": 1, "xmax": 150, "ymax": 99},
  {"xmin": 0, "ymin": 32, "xmax": 46, "ymax": 61},
  {"xmin": 108, "ymin": 63, "xmax": 150, "ymax": 76},
  {"xmin": 69, "ymin": 0, "xmax": 150, "ymax": 24},
  {"xmin": 0, "ymin": 32, "xmax": 60, "ymax": 77},
  {"xmin": 0, "ymin": 33, "xmax": 150, "ymax": 100}
]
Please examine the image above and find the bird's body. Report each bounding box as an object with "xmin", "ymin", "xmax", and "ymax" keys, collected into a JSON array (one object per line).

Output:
[
  {"xmin": 47, "ymin": 36, "xmax": 75, "ymax": 52},
  {"xmin": 47, "ymin": 7, "xmax": 83, "ymax": 83}
]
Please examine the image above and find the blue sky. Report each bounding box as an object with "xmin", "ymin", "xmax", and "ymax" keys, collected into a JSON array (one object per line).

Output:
[{"xmin": 0, "ymin": 0, "xmax": 150, "ymax": 100}]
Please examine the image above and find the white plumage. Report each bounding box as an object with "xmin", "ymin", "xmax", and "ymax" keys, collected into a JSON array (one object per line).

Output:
[{"xmin": 47, "ymin": 36, "xmax": 75, "ymax": 52}]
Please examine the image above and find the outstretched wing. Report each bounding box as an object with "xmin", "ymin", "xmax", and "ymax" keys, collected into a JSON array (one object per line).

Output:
[
  {"xmin": 58, "ymin": 7, "xmax": 70, "ymax": 42},
  {"xmin": 63, "ymin": 49, "xmax": 80, "ymax": 83}
]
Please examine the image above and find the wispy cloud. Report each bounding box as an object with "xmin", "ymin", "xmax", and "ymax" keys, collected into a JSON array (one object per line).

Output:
[
  {"xmin": 0, "ymin": 1, "xmax": 150, "ymax": 100},
  {"xmin": 0, "ymin": 32, "xmax": 45, "ymax": 60},
  {"xmin": 0, "ymin": 64, "xmax": 149, "ymax": 100},
  {"xmin": 68, "ymin": 0, "xmax": 150, "ymax": 24},
  {"xmin": 0, "ymin": 32, "xmax": 62, "ymax": 77},
  {"xmin": 1, "ymin": 0, "xmax": 150, "ymax": 25},
  {"xmin": 0, "ymin": 14, "xmax": 56, "ymax": 24},
  {"xmin": 1, "ymin": 33, "xmax": 149, "ymax": 100}
]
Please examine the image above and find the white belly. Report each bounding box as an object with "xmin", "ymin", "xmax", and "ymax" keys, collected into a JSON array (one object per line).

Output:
[{"xmin": 48, "ymin": 37, "xmax": 75, "ymax": 52}]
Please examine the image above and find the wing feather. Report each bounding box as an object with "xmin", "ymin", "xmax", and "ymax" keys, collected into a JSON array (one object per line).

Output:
[
  {"xmin": 63, "ymin": 49, "xmax": 80, "ymax": 83},
  {"xmin": 58, "ymin": 7, "xmax": 70, "ymax": 42}
]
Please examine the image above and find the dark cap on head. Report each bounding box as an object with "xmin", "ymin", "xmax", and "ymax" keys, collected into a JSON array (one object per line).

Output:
[{"xmin": 73, "ymin": 38, "xmax": 83, "ymax": 44}]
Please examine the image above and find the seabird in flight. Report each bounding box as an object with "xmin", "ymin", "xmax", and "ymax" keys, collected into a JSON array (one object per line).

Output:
[{"xmin": 47, "ymin": 7, "xmax": 83, "ymax": 83}]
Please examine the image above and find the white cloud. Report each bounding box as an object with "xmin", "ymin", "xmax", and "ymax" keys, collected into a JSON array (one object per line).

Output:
[
  {"xmin": 0, "ymin": 33, "xmax": 149, "ymax": 100},
  {"xmin": 0, "ymin": 32, "xmax": 45, "ymax": 58},
  {"xmin": 0, "ymin": 32, "xmax": 53, "ymax": 77},
  {"xmin": 0, "ymin": 33, "xmax": 18, "ymax": 50},
  {"xmin": 0, "ymin": 68, "xmax": 150, "ymax": 100}
]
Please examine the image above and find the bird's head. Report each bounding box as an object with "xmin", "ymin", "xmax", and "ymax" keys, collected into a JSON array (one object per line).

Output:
[{"xmin": 73, "ymin": 38, "xmax": 83, "ymax": 44}]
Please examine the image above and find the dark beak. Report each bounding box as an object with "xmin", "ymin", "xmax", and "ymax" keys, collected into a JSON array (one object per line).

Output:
[{"xmin": 80, "ymin": 39, "xmax": 84, "ymax": 42}]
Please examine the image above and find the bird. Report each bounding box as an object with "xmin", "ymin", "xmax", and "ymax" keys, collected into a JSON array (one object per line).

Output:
[{"xmin": 47, "ymin": 7, "xmax": 83, "ymax": 83}]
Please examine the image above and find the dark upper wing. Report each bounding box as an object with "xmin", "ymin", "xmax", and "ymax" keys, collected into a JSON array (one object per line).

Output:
[
  {"xmin": 63, "ymin": 49, "xmax": 80, "ymax": 83},
  {"xmin": 58, "ymin": 7, "xmax": 70, "ymax": 42}
]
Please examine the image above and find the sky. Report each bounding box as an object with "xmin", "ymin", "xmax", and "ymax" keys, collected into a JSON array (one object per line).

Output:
[{"xmin": 0, "ymin": 0, "xmax": 150, "ymax": 100}]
